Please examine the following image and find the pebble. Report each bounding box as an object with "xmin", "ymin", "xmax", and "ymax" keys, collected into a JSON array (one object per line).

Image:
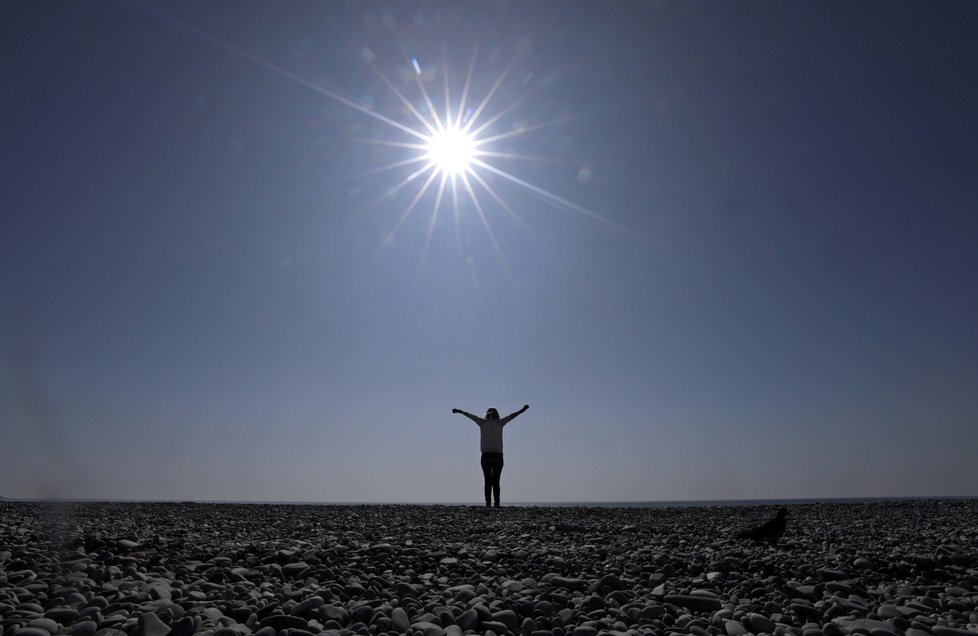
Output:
[
  {"xmin": 665, "ymin": 595, "xmax": 723, "ymax": 612},
  {"xmin": 390, "ymin": 607, "xmax": 410, "ymax": 632},
  {"xmin": 0, "ymin": 501, "xmax": 975, "ymax": 636},
  {"xmin": 136, "ymin": 613, "xmax": 171, "ymax": 636},
  {"xmin": 747, "ymin": 613, "xmax": 777, "ymax": 633}
]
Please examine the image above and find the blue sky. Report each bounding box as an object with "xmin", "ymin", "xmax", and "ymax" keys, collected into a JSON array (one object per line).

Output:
[{"xmin": 3, "ymin": 1, "xmax": 976, "ymax": 503}]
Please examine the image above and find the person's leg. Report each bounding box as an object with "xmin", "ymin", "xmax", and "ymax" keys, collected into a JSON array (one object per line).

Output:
[
  {"xmin": 480, "ymin": 453, "xmax": 492, "ymax": 507},
  {"xmin": 492, "ymin": 454, "xmax": 504, "ymax": 506}
]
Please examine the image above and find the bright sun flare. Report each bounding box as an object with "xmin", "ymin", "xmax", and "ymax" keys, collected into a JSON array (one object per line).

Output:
[
  {"xmin": 135, "ymin": 1, "xmax": 641, "ymax": 280},
  {"xmin": 425, "ymin": 126, "xmax": 476, "ymax": 176}
]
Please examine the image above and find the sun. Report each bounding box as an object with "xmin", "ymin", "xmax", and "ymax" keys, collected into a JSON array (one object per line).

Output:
[{"xmin": 425, "ymin": 125, "xmax": 477, "ymax": 177}]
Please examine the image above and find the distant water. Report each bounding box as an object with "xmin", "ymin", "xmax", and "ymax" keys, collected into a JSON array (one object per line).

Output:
[
  {"xmin": 9, "ymin": 495, "xmax": 974, "ymax": 507},
  {"xmin": 509, "ymin": 496, "xmax": 978, "ymax": 508}
]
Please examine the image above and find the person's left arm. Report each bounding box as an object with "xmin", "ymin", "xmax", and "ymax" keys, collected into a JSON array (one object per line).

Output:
[{"xmin": 501, "ymin": 404, "xmax": 529, "ymax": 425}]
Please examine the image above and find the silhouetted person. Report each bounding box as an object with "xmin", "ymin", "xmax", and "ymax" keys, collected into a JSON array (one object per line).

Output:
[
  {"xmin": 452, "ymin": 404, "xmax": 529, "ymax": 507},
  {"xmin": 735, "ymin": 508, "xmax": 787, "ymax": 543}
]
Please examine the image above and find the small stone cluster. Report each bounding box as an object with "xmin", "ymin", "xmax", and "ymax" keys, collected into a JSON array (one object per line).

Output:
[{"xmin": 1, "ymin": 500, "xmax": 976, "ymax": 636}]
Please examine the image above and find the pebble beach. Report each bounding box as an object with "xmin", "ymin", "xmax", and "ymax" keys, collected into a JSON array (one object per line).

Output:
[{"xmin": 1, "ymin": 500, "xmax": 976, "ymax": 636}]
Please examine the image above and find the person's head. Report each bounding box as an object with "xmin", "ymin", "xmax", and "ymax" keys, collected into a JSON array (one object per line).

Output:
[{"xmin": 485, "ymin": 407, "xmax": 499, "ymax": 420}]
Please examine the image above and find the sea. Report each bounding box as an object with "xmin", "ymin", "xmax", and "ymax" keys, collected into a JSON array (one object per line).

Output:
[{"xmin": 5, "ymin": 496, "xmax": 975, "ymax": 507}]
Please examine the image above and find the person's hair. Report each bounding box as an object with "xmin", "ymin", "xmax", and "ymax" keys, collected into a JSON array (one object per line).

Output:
[{"xmin": 485, "ymin": 408, "xmax": 499, "ymax": 420}]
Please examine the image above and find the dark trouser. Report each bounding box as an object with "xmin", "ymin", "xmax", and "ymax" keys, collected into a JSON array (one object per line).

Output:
[{"xmin": 480, "ymin": 452, "xmax": 504, "ymax": 506}]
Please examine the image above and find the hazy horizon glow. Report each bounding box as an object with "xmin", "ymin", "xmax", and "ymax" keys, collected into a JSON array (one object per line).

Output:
[{"xmin": 3, "ymin": 1, "xmax": 977, "ymax": 503}]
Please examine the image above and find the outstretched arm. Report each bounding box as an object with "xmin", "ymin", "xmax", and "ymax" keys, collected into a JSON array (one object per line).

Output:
[
  {"xmin": 452, "ymin": 408, "xmax": 483, "ymax": 425},
  {"xmin": 501, "ymin": 404, "xmax": 529, "ymax": 425}
]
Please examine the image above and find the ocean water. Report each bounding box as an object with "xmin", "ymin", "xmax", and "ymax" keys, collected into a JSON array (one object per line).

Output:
[
  {"xmin": 8, "ymin": 495, "xmax": 972, "ymax": 507},
  {"xmin": 508, "ymin": 496, "xmax": 978, "ymax": 508}
]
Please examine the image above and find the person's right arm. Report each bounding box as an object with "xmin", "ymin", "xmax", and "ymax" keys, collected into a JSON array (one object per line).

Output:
[{"xmin": 452, "ymin": 408, "xmax": 483, "ymax": 425}]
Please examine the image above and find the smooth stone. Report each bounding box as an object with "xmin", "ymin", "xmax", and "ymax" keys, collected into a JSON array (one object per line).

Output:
[
  {"xmin": 851, "ymin": 619, "xmax": 897, "ymax": 636},
  {"xmin": 589, "ymin": 574, "xmax": 624, "ymax": 594},
  {"xmin": 281, "ymin": 562, "xmax": 309, "ymax": 577},
  {"xmin": 822, "ymin": 623, "xmax": 845, "ymax": 636},
  {"xmin": 411, "ymin": 622, "xmax": 445, "ymax": 636},
  {"xmin": 439, "ymin": 558, "xmax": 458, "ymax": 566},
  {"xmin": 556, "ymin": 608, "xmax": 576, "ymax": 626},
  {"xmin": 70, "ymin": 622, "xmax": 99, "ymax": 636},
  {"xmin": 492, "ymin": 611, "xmax": 519, "ymax": 630},
  {"xmin": 45, "ymin": 608, "xmax": 80, "ymax": 623},
  {"xmin": 571, "ymin": 627, "xmax": 598, "ymax": 636},
  {"xmin": 391, "ymin": 608, "xmax": 410, "ymax": 633},
  {"xmin": 293, "ymin": 597, "xmax": 324, "ymax": 617},
  {"xmin": 117, "ymin": 540, "xmax": 139, "ymax": 550},
  {"xmin": 724, "ymin": 620, "xmax": 748, "ymax": 636},
  {"xmin": 551, "ymin": 577, "xmax": 587, "ymax": 591},
  {"xmin": 665, "ymin": 595, "xmax": 723, "ymax": 612},
  {"xmin": 349, "ymin": 605, "xmax": 373, "ymax": 624},
  {"xmin": 456, "ymin": 609, "xmax": 478, "ymax": 631},
  {"xmin": 747, "ymin": 613, "xmax": 777, "ymax": 633},
  {"xmin": 318, "ymin": 607, "xmax": 348, "ymax": 625},
  {"xmin": 482, "ymin": 621, "xmax": 509, "ymax": 634},
  {"xmin": 533, "ymin": 601, "xmax": 554, "ymax": 618},
  {"xmin": 14, "ymin": 629, "xmax": 52, "ymax": 636},
  {"xmin": 933, "ymin": 629, "xmax": 977, "ymax": 636},
  {"xmin": 259, "ymin": 615, "xmax": 307, "ymax": 632},
  {"xmin": 137, "ymin": 613, "xmax": 171, "ymax": 636},
  {"xmin": 27, "ymin": 619, "xmax": 58, "ymax": 634}
]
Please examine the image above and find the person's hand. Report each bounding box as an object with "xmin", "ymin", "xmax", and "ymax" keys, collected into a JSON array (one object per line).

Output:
[{"xmin": 452, "ymin": 408, "xmax": 460, "ymax": 414}]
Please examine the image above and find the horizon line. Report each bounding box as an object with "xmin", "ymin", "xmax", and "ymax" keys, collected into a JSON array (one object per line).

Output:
[{"xmin": 3, "ymin": 494, "xmax": 976, "ymax": 506}]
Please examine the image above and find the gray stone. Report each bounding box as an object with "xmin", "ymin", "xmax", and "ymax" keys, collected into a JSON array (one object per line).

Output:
[
  {"xmin": 318, "ymin": 606, "xmax": 348, "ymax": 625},
  {"xmin": 70, "ymin": 622, "xmax": 98, "ymax": 636},
  {"xmin": 665, "ymin": 595, "xmax": 723, "ymax": 612},
  {"xmin": 391, "ymin": 608, "xmax": 410, "ymax": 633},
  {"xmin": 260, "ymin": 615, "xmax": 307, "ymax": 632},
  {"xmin": 588, "ymin": 574, "xmax": 624, "ymax": 594},
  {"xmin": 933, "ymin": 628, "xmax": 978, "ymax": 636},
  {"xmin": 851, "ymin": 619, "xmax": 897, "ymax": 636},
  {"xmin": 551, "ymin": 577, "xmax": 587, "ymax": 591},
  {"xmin": 26, "ymin": 620, "xmax": 58, "ymax": 635},
  {"xmin": 411, "ymin": 622, "xmax": 445, "ymax": 636},
  {"xmin": 349, "ymin": 605, "xmax": 373, "ymax": 625},
  {"xmin": 822, "ymin": 623, "xmax": 845, "ymax": 636},
  {"xmin": 747, "ymin": 613, "xmax": 776, "ymax": 633},
  {"xmin": 44, "ymin": 608, "xmax": 80, "ymax": 624},
  {"xmin": 724, "ymin": 620, "xmax": 748, "ymax": 636},
  {"xmin": 456, "ymin": 609, "xmax": 478, "ymax": 631},
  {"xmin": 492, "ymin": 610, "xmax": 519, "ymax": 629},
  {"xmin": 293, "ymin": 597, "xmax": 324, "ymax": 617},
  {"xmin": 137, "ymin": 614, "xmax": 171, "ymax": 636}
]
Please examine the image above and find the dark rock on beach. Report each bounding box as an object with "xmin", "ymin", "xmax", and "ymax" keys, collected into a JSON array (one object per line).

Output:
[{"xmin": 1, "ymin": 499, "xmax": 976, "ymax": 636}]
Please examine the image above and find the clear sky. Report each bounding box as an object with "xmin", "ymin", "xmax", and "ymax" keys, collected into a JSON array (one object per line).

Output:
[{"xmin": 3, "ymin": 1, "xmax": 976, "ymax": 503}]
